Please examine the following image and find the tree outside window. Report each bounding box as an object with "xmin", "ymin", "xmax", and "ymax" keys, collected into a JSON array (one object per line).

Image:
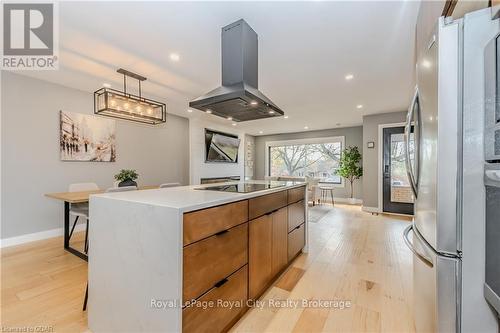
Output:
[{"xmin": 269, "ymin": 140, "xmax": 343, "ymax": 184}]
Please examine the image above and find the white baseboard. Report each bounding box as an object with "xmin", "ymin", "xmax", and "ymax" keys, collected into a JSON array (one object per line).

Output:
[
  {"xmin": 1, "ymin": 223, "xmax": 87, "ymax": 248},
  {"xmin": 332, "ymin": 197, "xmax": 363, "ymax": 205},
  {"xmin": 362, "ymin": 206, "xmax": 380, "ymax": 213}
]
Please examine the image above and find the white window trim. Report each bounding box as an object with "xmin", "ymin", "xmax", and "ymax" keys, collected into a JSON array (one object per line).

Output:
[{"xmin": 265, "ymin": 136, "xmax": 346, "ymax": 188}]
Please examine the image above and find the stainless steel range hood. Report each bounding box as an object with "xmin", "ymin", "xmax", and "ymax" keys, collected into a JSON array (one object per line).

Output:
[{"xmin": 189, "ymin": 19, "xmax": 284, "ymax": 122}]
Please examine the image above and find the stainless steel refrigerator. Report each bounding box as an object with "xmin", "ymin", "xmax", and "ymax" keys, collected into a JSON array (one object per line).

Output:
[{"xmin": 402, "ymin": 9, "xmax": 500, "ymax": 333}]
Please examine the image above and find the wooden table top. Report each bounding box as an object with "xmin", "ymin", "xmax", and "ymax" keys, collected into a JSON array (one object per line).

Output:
[{"xmin": 45, "ymin": 186, "xmax": 158, "ymax": 203}]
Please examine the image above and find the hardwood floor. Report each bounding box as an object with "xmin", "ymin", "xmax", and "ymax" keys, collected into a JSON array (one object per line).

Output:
[
  {"xmin": 1, "ymin": 232, "xmax": 88, "ymax": 332},
  {"xmin": 231, "ymin": 205, "xmax": 415, "ymax": 332},
  {"xmin": 1, "ymin": 205, "xmax": 414, "ymax": 332}
]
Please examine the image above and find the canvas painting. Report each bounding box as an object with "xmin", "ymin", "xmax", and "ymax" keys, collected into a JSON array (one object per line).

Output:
[{"xmin": 60, "ymin": 111, "xmax": 116, "ymax": 162}]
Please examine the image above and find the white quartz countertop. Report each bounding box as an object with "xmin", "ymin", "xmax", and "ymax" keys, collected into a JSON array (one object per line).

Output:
[{"xmin": 90, "ymin": 180, "xmax": 306, "ymax": 213}]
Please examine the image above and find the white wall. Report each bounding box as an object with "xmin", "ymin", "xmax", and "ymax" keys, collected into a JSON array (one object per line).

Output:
[
  {"xmin": 1, "ymin": 72, "xmax": 190, "ymax": 240},
  {"xmin": 189, "ymin": 118, "xmax": 247, "ymax": 184}
]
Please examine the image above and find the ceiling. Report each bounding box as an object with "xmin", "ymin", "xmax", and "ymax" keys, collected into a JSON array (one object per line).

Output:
[{"xmin": 19, "ymin": 1, "xmax": 420, "ymax": 136}]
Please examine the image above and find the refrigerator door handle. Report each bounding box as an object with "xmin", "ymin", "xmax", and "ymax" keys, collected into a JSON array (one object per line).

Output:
[
  {"xmin": 404, "ymin": 87, "xmax": 419, "ymax": 198},
  {"xmin": 403, "ymin": 224, "xmax": 434, "ymax": 268}
]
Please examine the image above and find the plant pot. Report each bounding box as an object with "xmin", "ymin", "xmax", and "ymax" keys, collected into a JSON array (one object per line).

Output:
[
  {"xmin": 118, "ymin": 179, "xmax": 137, "ymax": 187},
  {"xmin": 346, "ymin": 198, "xmax": 357, "ymax": 205}
]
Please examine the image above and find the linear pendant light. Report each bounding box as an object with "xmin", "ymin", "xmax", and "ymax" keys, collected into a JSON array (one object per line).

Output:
[{"xmin": 94, "ymin": 68, "xmax": 166, "ymax": 124}]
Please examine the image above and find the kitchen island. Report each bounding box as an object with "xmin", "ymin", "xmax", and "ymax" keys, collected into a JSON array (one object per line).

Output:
[{"xmin": 88, "ymin": 180, "xmax": 307, "ymax": 333}]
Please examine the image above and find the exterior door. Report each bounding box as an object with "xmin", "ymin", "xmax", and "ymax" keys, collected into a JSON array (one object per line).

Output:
[{"xmin": 383, "ymin": 126, "xmax": 414, "ymax": 215}]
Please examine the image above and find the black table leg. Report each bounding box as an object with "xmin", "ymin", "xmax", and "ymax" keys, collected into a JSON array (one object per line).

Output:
[
  {"xmin": 64, "ymin": 201, "xmax": 88, "ymax": 262},
  {"xmin": 64, "ymin": 201, "xmax": 70, "ymax": 248}
]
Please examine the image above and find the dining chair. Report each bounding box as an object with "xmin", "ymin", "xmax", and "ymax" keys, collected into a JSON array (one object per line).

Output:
[
  {"xmin": 159, "ymin": 182, "xmax": 181, "ymax": 188},
  {"xmin": 305, "ymin": 177, "xmax": 320, "ymax": 206},
  {"xmin": 83, "ymin": 184, "xmax": 137, "ymax": 312},
  {"xmin": 67, "ymin": 183, "xmax": 99, "ymax": 254}
]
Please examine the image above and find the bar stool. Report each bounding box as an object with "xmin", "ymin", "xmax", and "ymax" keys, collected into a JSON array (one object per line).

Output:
[{"xmin": 319, "ymin": 185, "xmax": 335, "ymax": 206}]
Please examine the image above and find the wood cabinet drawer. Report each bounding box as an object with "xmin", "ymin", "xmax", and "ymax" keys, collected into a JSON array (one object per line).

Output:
[
  {"xmin": 183, "ymin": 265, "xmax": 248, "ymax": 333},
  {"xmin": 288, "ymin": 200, "xmax": 305, "ymax": 232},
  {"xmin": 183, "ymin": 200, "xmax": 248, "ymax": 246},
  {"xmin": 248, "ymin": 190, "xmax": 287, "ymax": 220},
  {"xmin": 183, "ymin": 223, "xmax": 248, "ymax": 302},
  {"xmin": 288, "ymin": 186, "xmax": 306, "ymax": 204},
  {"xmin": 288, "ymin": 223, "xmax": 305, "ymax": 261}
]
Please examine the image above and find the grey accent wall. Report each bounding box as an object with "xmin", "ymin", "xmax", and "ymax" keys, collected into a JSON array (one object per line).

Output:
[
  {"xmin": 1, "ymin": 72, "xmax": 189, "ymax": 239},
  {"xmin": 362, "ymin": 111, "xmax": 408, "ymax": 208},
  {"xmin": 254, "ymin": 126, "xmax": 363, "ymax": 199}
]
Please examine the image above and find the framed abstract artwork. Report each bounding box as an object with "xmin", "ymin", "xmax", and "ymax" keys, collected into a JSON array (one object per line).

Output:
[{"xmin": 60, "ymin": 111, "xmax": 116, "ymax": 162}]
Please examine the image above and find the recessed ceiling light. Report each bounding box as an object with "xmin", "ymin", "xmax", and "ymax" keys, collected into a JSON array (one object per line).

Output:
[
  {"xmin": 187, "ymin": 109, "xmax": 193, "ymax": 113},
  {"xmin": 284, "ymin": 115, "xmax": 289, "ymax": 119},
  {"xmin": 356, "ymin": 104, "xmax": 363, "ymax": 109},
  {"xmin": 232, "ymin": 123, "xmax": 237, "ymax": 126},
  {"xmin": 345, "ymin": 74, "xmax": 354, "ymax": 80},
  {"xmin": 259, "ymin": 130, "xmax": 263, "ymax": 134},
  {"xmin": 169, "ymin": 53, "xmax": 180, "ymax": 61},
  {"xmin": 304, "ymin": 126, "xmax": 309, "ymax": 130},
  {"xmin": 206, "ymin": 109, "xmax": 212, "ymax": 114},
  {"xmin": 268, "ymin": 110, "xmax": 275, "ymax": 114},
  {"xmin": 102, "ymin": 83, "xmax": 111, "ymax": 88},
  {"xmin": 250, "ymin": 101, "xmax": 258, "ymax": 105},
  {"xmin": 227, "ymin": 116, "xmax": 233, "ymax": 121}
]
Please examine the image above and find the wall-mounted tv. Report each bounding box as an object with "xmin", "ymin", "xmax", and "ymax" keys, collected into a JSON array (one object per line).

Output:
[{"xmin": 205, "ymin": 129, "xmax": 240, "ymax": 163}]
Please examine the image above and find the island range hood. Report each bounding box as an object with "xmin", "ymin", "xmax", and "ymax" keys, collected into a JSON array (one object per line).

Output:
[{"xmin": 189, "ymin": 19, "xmax": 284, "ymax": 122}]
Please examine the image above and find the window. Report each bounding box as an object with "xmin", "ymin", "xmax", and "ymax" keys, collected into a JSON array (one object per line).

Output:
[{"xmin": 266, "ymin": 137, "xmax": 344, "ymax": 185}]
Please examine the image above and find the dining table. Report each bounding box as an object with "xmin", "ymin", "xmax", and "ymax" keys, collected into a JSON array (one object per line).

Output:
[{"xmin": 45, "ymin": 185, "xmax": 157, "ymax": 261}]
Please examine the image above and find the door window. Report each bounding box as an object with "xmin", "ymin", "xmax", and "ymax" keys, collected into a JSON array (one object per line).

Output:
[{"xmin": 390, "ymin": 133, "xmax": 414, "ymax": 204}]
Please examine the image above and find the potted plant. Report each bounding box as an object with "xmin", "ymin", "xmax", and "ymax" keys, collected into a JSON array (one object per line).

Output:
[
  {"xmin": 114, "ymin": 169, "xmax": 139, "ymax": 187},
  {"xmin": 336, "ymin": 146, "xmax": 363, "ymax": 204}
]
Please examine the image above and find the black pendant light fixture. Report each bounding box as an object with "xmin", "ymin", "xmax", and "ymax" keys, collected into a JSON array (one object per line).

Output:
[{"xmin": 94, "ymin": 68, "xmax": 166, "ymax": 124}]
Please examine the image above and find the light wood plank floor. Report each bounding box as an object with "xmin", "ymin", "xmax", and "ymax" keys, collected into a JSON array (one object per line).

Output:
[{"xmin": 1, "ymin": 205, "xmax": 414, "ymax": 332}]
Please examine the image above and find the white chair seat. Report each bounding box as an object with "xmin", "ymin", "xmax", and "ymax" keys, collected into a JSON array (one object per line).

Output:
[{"xmin": 70, "ymin": 204, "xmax": 89, "ymax": 218}]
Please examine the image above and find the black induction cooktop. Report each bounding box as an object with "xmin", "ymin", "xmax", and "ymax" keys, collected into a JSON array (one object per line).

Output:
[{"xmin": 197, "ymin": 182, "xmax": 286, "ymax": 193}]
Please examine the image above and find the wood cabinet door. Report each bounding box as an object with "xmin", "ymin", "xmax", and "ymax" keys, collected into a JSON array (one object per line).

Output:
[
  {"xmin": 249, "ymin": 214, "xmax": 272, "ymax": 299},
  {"xmin": 272, "ymin": 207, "xmax": 288, "ymax": 277}
]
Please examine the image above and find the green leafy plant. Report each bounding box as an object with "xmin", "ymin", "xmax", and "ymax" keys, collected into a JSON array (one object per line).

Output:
[
  {"xmin": 114, "ymin": 169, "xmax": 139, "ymax": 183},
  {"xmin": 336, "ymin": 146, "xmax": 363, "ymax": 198}
]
